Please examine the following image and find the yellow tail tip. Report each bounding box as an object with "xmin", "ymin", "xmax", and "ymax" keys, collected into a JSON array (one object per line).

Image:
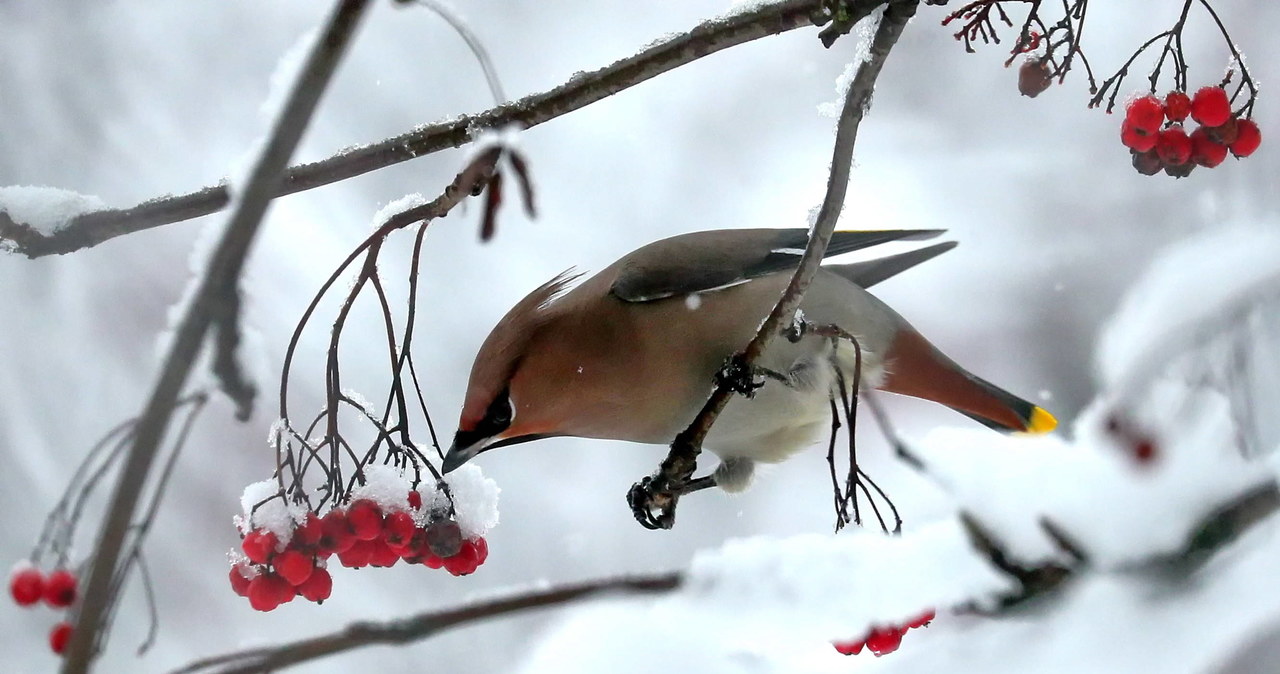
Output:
[{"xmin": 1026, "ymin": 407, "xmax": 1058, "ymax": 434}]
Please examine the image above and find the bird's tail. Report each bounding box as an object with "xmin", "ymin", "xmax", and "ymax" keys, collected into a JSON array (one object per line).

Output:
[{"xmin": 878, "ymin": 329, "xmax": 1057, "ymax": 434}]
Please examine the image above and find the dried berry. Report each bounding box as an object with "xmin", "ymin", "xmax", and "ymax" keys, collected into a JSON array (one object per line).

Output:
[{"xmin": 1018, "ymin": 58, "xmax": 1052, "ymax": 98}]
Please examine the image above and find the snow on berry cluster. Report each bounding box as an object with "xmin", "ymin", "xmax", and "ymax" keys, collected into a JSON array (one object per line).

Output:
[
  {"xmin": 831, "ymin": 608, "xmax": 936, "ymax": 657},
  {"xmin": 229, "ymin": 464, "xmax": 498, "ymax": 612},
  {"xmin": 1121, "ymin": 86, "xmax": 1262, "ymax": 178},
  {"xmin": 8, "ymin": 561, "xmax": 78, "ymax": 655}
]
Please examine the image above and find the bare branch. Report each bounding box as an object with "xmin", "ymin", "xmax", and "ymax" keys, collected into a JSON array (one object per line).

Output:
[
  {"xmin": 2, "ymin": 0, "xmax": 827, "ymax": 259},
  {"xmin": 168, "ymin": 573, "xmax": 681, "ymax": 674},
  {"xmin": 629, "ymin": 0, "xmax": 917, "ymax": 530},
  {"xmin": 59, "ymin": 2, "xmax": 371, "ymax": 671}
]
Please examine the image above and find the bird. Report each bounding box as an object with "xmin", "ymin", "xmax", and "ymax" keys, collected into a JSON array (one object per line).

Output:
[{"xmin": 442, "ymin": 228, "xmax": 1056, "ymax": 493}]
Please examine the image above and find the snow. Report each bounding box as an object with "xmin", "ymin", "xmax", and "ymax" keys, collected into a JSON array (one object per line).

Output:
[
  {"xmin": 435, "ymin": 463, "xmax": 500, "ymax": 539},
  {"xmin": 261, "ymin": 29, "xmax": 318, "ymax": 120},
  {"xmin": 1098, "ymin": 225, "xmax": 1280, "ymax": 397},
  {"xmin": 0, "ymin": 185, "xmax": 106, "ymax": 234},
  {"xmin": 371, "ymin": 193, "xmax": 429, "ymax": 229},
  {"xmin": 235, "ymin": 479, "xmax": 303, "ymax": 547},
  {"xmin": 349, "ymin": 464, "xmax": 414, "ymax": 512}
]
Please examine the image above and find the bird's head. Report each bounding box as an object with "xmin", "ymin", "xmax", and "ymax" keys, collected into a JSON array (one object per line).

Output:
[{"xmin": 443, "ymin": 271, "xmax": 578, "ymax": 473}]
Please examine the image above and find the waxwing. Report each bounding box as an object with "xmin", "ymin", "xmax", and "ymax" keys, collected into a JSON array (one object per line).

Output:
[{"xmin": 443, "ymin": 228, "xmax": 1056, "ymax": 492}]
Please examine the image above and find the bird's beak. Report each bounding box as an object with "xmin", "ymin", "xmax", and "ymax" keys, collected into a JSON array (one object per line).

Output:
[{"xmin": 441, "ymin": 436, "xmax": 482, "ymax": 474}]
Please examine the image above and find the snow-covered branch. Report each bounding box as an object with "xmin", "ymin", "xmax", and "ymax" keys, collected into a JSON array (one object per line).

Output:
[
  {"xmin": 58, "ymin": 2, "xmax": 372, "ymax": 671},
  {"xmin": 0, "ymin": 0, "xmax": 841, "ymax": 259},
  {"xmin": 629, "ymin": 0, "xmax": 921, "ymax": 530},
  {"xmin": 167, "ymin": 574, "xmax": 680, "ymax": 674}
]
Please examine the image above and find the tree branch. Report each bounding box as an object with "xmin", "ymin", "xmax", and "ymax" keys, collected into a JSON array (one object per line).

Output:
[
  {"xmin": 168, "ymin": 573, "xmax": 681, "ymax": 674},
  {"xmin": 58, "ymin": 2, "xmax": 371, "ymax": 671},
  {"xmin": 630, "ymin": 0, "xmax": 919, "ymax": 530},
  {"xmin": 1, "ymin": 0, "xmax": 829, "ymax": 259}
]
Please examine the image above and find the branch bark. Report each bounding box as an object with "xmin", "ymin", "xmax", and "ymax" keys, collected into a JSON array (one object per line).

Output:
[
  {"xmin": 630, "ymin": 0, "xmax": 919, "ymax": 530},
  {"xmin": 1, "ymin": 0, "xmax": 829, "ymax": 259},
  {"xmin": 59, "ymin": 2, "xmax": 372, "ymax": 671},
  {"xmin": 168, "ymin": 573, "xmax": 681, "ymax": 674}
]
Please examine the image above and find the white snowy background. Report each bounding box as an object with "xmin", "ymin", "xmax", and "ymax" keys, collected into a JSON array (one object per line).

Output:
[{"xmin": 3, "ymin": 1, "xmax": 1280, "ymax": 672}]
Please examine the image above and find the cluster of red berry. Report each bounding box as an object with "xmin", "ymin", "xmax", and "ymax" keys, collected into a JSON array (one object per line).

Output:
[
  {"xmin": 1121, "ymin": 86, "xmax": 1262, "ymax": 177},
  {"xmin": 230, "ymin": 491, "xmax": 489, "ymax": 612},
  {"xmin": 8, "ymin": 563, "xmax": 78, "ymax": 655},
  {"xmin": 832, "ymin": 609, "xmax": 935, "ymax": 657}
]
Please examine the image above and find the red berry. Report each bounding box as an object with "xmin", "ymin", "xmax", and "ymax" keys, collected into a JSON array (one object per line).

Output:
[
  {"xmin": 1155, "ymin": 126, "xmax": 1192, "ymax": 166},
  {"xmin": 337, "ymin": 539, "xmax": 375, "ymax": 568},
  {"xmin": 383, "ymin": 511, "xmax": 416, "ymax": 548},
  {"xmin": 347, "ymin": 500, "xmax": 384, "ymax": 541},
  {"xmin": 319, "ymin": 510, "xmax": 356, "ymax": 555},
  {"xmin": 394, "ymin": 527, "xmax": 428, "ymax": 561},
  {"xmin": 443, "ymin": 539, "xmax": 482, "ymax": 576},
  {"xmin": 9, "ymin": 565, "xmax": 44, "ymax": 607},
  {"xmin": 228, "ymin": 565, "xmax": 253, "ymax": 597},
  {"xmin": 473, "ymin": 537, "xmax": 489, "ymax": 565},
  {"xmin": 1133, "ymin": 439, "xmax": 1158, "ymax": 463},
  {"xmin": 907, "ymin": 609, "xmax": 936, "ymax": 629},
  {"xmin": 421, "ymin": 553, "xmax": 445, "ymax": 569},
  {"xmin": 242, "ymin": 529, "xmax": 279, "ymax": 564},
  {"xmin": 1190, "ymin": 127, "xmax": 1229, "ymax": 168},
  {"xmin": 43, "ymin": 570, "xmax": 78, "ymax": 608},
  {"xmin": 407, "ymin": 491, "xmax": 423, "ymax": 510},
  {"xmin": 1125, "ymin": 95, "xmax": 1165, "ymax": 134},
  {"xmin": 1231, "ymin": 118, "xmax": 1262, "ymax": 157},
  {"xmin": 368, "ymin": 539, "xmax": 401, "ymax": 568},
  {"xmin": 274, "ymin": 550, "xmax": 315, "ymax": 586},
  {"xmin": 248, "ymin": 573, "xmax": 294, "ymax": 612},
  {"xmin": 49, "ymin": 622, "xmax": 73, "ymax": 655},
  {"xmin": 864, "ymin": 627, "xmax": 903, "ymax": 656},
  {"xmin": 1163, "ymin": 91, "xmax": 1192, "ymax": 122},
  {"xmin": 1191, "ymin": 86, "xmax": 1231, "ymax": 127},
  {"xmin": 833, "ymin": 639, "xmax": 865, "ymax": 655},
  {"xmin": 293, "ymin": 514, "xmax": 324, "ymax": 549},
  {"xmin": 1120, "ymin": 120, "xmax": 1158, "ymax": 152},
  {"xmin": 297, "ymin": 567, "xmax": 333, "ymax": 603}
]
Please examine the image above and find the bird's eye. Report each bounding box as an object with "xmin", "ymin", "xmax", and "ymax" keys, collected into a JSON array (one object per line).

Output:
[{"xmin": 483, "ymin": 388, "xmax": 513, "ymax": 430}]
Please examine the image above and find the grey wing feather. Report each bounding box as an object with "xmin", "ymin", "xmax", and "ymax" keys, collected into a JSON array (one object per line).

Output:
[
  {"xmin": 824, "ymin": 241, "xmax": 958, "ymax": 289},
  {"xmin": 611, "ymin": 228, "xmax": 945, "ymax": 303}
]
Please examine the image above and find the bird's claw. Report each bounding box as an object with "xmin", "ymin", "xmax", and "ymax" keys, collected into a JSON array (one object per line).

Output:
[
  {"xmin": 715, "ymin": 354, "xmax": 767, "ymax": 399},
  {"xmin": 628, "ymin": 475, "xmax": 679, "ymax": 530}
]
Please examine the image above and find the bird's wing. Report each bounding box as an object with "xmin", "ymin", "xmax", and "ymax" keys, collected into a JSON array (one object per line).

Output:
[
  {"xmin": 610, "ymin": 228, "xmax": 945, "ymax": 303},
  {"xmin": 823, "ymin": 241, "xmax": 957, "ymax": 289}
]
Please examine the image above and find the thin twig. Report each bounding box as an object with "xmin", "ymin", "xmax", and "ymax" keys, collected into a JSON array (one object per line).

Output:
[
  {"xmin": 1, "ymin": 0, "xmax": 827, "ymax": 259},
  {"xmin": 59, "ymin": 3, "xmax": 371, "ymax": 671},
  {"xmin": 630, "ymin": 0, "xmax": 918, "ymax": 529},
  {"xmin": 168, "ymin": 573, "xmax": 681, "ymax": 674}
]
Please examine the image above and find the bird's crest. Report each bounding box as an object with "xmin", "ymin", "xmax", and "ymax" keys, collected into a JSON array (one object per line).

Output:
[{"xmin": 462, "ymin": 270, "xmax": 580, "ymax": 426}]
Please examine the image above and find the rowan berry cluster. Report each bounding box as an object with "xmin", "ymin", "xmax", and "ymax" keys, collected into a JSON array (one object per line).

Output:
[
  {"xmin": 231, "ymin": 487, "xmax": 490, "ymax": 612},
  {"xmin": 1122, "ymin": 86, "xmax": 1262, "ymax": 178},
  {"xmin": 8, "ymin": 563, "xmax": 78, "ymax": 655},
  {"xmin": 832, "ymin": 609, "xmax": 936, "ymax": 657}
]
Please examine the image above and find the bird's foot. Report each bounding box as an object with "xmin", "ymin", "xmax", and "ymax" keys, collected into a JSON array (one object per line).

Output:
[
  {"xmin": 714, "ymin": 353, "xmax": 768, "ymax": 398},
  {"xmin": 627, "ymin": 474, "xmax": 719, "ymax": 530},
  {"xmin": 628, "ymin": 474, "xmax": 680, "ymax": 530}
]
